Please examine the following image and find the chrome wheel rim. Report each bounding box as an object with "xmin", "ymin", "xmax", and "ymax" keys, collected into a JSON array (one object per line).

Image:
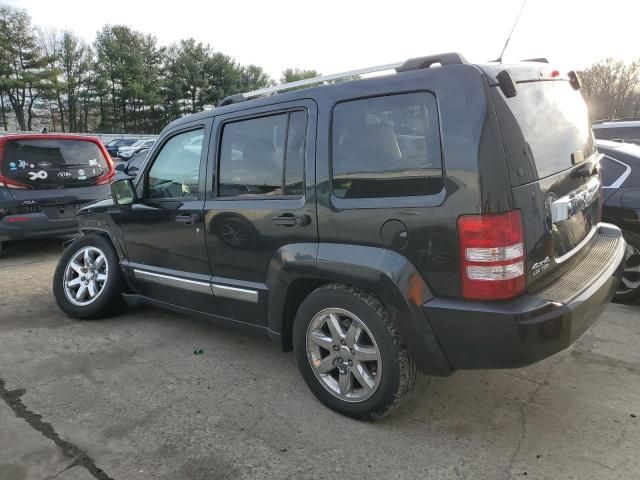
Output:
[
  {"xmin": 63, "ymin": 246, "xmax": 108, "ymax": 306},
  {"xmin": 617, "ymin": 242, "xmax": 640, "ymax": 295},
  {"xmin": 306, "ymin": 308, "xmax": 382, "ymax": 403}
]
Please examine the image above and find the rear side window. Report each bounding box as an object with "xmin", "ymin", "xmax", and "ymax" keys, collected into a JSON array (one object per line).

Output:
[
  {"xmin": 218, "ymin": 110, "xmax": 306, "ymax": 197},
  {"xmin": 331, "ymin": 92, "xmax": 442, "ymax": 199},
  {"xmin": 1, "ymin": 138, "xmax": 108, "ymax": 189},
  {"xmin": 494, "ymin": 80, "xmax": 595, "ymax": 186},
  {"xmin": 601, "ymin": 156, "xmax": 628, "ymax": 187}
]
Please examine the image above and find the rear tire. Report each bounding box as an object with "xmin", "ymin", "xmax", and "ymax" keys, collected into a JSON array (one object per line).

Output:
[
  {"xmin": 614, "ymin": 230, "xmax": 640, "ymax": 304},
  {"xmin": 293, "ymin": 283, "xmax": 417, "ymax": 420},
  {"xmin": 53, "ymin": 234, "xmax": 125, "ymax": 319}
]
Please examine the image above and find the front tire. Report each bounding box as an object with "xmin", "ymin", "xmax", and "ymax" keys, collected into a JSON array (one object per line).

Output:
[
  {"xmin": 293, "ymin": 283, "xmax": 417, "ymax": 420},
  {"xmin": 53, "ymin": 234, "xmax": 125, "ymax": 319}
]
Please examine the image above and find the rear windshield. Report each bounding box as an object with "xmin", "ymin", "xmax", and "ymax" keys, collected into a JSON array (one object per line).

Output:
[
  {"xmin": 494, "ymin": 80, "xmax": 595, "ymax": 186},
  {"xmin": 1, "ymin": 138, "xmax": 108, "ymax": 189}
]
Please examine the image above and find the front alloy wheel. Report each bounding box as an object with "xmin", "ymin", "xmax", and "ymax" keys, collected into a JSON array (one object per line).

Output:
[
  {"xmin": 53, "ymin": 234, "xmax": 124, "ymax": 319},
  {"xmin": 63, "ymin": 246, "xmax": 109, "ymax": 306}
]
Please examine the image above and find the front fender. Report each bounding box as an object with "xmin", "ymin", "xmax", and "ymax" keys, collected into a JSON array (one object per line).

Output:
[
  {"xmin": 265, "ymin": 243, "xmax": 453, "ymax": 376},
  {"xmin": 76, "ymin": 201, "xmax": 128, "ymax": 266}
]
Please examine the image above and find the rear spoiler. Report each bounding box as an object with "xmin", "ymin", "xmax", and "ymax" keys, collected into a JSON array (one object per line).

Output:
[{"xmin": 479, "ymin": 63, "xmax": 581, "ymax": 98}]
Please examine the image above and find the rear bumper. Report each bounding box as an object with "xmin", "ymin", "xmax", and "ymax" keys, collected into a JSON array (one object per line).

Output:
[
  {"xmin": 422, "ymin": 223, "xmax": 626, "ymax": 369},
  {"xmin": 0, "ymin": 213, "xmax": 79, "ymax": 241},
  {"xmin": 0, "ymin": 185, "xmax": 110, "ymax": 242}
]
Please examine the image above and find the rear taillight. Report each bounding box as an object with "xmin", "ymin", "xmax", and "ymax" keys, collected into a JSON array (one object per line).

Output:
[{"xmin": 457, "ymin": 210, "xmax": 525, "ymax": 300}]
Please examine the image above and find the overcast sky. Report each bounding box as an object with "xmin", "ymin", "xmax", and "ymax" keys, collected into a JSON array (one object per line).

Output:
[{"xmin": 8, "ymin": 0, "xmax": 640, "ymax": 79}]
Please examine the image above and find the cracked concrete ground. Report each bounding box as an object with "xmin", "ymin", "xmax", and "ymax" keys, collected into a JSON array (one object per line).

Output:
[{"xmin": 0, "ymin": 238, "xmax": 639, "ymax": 480}]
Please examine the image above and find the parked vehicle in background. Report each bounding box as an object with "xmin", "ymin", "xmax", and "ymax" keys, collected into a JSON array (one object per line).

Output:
[
  {"xmin": 53, "ymin": 54, "xmax": 625, "ymax": 419},
  {"xmin": 0, "ymin": 134, "xmax": 114, "ymax": 256},
  {"xmin": 115, "ymin": 149, "xmax": 148, "ymax": 179},
  {"xmin": 593, "ymin": 120, "xmax": 640, "ymax": 145},
  {"xmin": 597, "ymin": 139, "xmax": 640, "ymax": 302},
  {"xmin": 105, "ymin": 138, "xmax": 138, "ymax": 157},
  {"xmin": 118, "ymin": 139, "xmax": 155, "ymax": 159}
]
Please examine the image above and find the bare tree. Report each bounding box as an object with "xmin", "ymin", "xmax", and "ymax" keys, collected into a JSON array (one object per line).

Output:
[{"xmin": 579, "ymin": 58, "xmax": 640, "ymax": 120}]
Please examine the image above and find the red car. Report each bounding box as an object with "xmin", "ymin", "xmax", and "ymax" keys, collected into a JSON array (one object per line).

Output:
[{"xmin": 0, "ymin": 134, "xmax": 114, "ymax": 256}]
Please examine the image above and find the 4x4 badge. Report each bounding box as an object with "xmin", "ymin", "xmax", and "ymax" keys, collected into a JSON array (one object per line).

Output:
[{"xmin": 532, "ymin": 256, "xmax": 550, "ymax": 276}]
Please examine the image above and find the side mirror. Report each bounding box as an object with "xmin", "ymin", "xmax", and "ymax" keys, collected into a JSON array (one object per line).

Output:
[
  {"xmin": 111, "ymin": 178, "xmax": 136, "ymax": 205},
  {"xmin": 114, "ymin": 163, "xmax": 126, "ymax": 172}
]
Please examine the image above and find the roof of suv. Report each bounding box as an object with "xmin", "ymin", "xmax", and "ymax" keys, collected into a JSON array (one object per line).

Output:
[{"xmin": 165, "ymin": 53, "xmax": 566, "ymax": 132}]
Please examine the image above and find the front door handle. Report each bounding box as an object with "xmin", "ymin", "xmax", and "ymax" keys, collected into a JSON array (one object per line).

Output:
[
  {"xmin": 175, "ymin": 213, "xmax": 201, "ymax": 225},
  {"xmin": 273, "ymin": 213, "xmax": 311, "ymax": 227}
]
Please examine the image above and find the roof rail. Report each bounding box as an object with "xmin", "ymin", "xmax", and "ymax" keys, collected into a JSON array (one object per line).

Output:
[
  {"xmin": 520, "ymin": 57, "xmax": 549, "ymax": 63},
  {"xmin": 396, "ymin": 52, "xmax": 468, "ymax": 72},
  {"xmin": 217, "ymin": 52, "xmax": 467, "ymax": 107}
]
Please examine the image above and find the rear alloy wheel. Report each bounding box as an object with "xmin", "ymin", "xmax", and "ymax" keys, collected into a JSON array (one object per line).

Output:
[
  {"xmin": 615, "ymin": 231, "xmax": 640, "ymax": 303},
  {"xmin": 53, "ymin": 234, "xmax": 125, "ymax": 319},
  {"xmin": 306, "ymin": 308, "xmax": 382, "ymax": 402},
  {"xmin": 293, "ymin": 283, "xmax": 417, "ymax": 419}
]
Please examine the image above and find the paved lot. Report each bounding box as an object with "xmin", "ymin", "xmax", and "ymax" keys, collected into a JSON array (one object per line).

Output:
[{"xmin": 0, "ymin": 238, "xmax": 639, "ymax": 480}]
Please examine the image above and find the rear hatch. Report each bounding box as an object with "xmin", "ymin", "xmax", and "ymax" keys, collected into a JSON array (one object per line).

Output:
[
  {"xmin": 487, "ymin": 67, "xmax": 601, "ymax": 290},
  {"xmin": 1, "ymin": 137, "xmax": 111, "ymax": 190}
]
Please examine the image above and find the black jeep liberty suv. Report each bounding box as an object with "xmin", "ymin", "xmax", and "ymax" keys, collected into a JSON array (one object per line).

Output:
[{"xmin": 53, "ymin": 53, "xmax": 626, "ymax": 419}]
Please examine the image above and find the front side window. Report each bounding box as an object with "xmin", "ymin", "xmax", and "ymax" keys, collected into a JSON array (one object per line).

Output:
[
  {"xmin": 332, "ymin": 92, "xmax": 443, "ymax": 199},
  {"xmin": 147, "ymin": 129, "xmax": 203, "ymax": 199},
  {"xmin": 218, "ymin": 110, "xmax": 306, "ymax": 197}
]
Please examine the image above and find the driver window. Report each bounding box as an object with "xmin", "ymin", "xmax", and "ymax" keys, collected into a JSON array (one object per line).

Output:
[{"xmin": 147, "ymin": 129, "xmax": 204, "ymax": 199}]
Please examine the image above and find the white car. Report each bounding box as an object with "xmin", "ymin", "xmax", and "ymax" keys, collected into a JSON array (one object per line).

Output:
[{"xmin": 118, "ymin": 139, "xmax": 155, "ymax": 159}]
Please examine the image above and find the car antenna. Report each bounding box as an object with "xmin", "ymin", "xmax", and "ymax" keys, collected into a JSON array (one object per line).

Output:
[{"xmin": 492, "ymin": 0, "xmax": 528, "ymax": 63}]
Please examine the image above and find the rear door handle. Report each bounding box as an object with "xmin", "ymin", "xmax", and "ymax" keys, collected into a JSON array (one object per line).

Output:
[
  {"xmin": 273, "ymin": 214, "xmax": 311, "ymax": 227},
  {"xmin": 175, "ymin": 213, "xmax": 201, "ymax": 225}
]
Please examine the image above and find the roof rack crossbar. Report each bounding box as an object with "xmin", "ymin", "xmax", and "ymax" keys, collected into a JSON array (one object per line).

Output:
[{"xmin": 217, "ymin": 52, "xmax": 467, "ymax": 106}]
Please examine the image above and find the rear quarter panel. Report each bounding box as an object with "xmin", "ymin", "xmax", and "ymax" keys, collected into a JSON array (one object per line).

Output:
[{"xmin": 314, "ymin": 65, "xmax": 508, "ymax": 298}]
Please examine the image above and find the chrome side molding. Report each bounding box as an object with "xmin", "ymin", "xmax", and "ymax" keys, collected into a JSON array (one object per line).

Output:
[
  {"xmin": 133, "ymin": 269, "xmax": 259, "ymax": 303},
  {"xmin": 211, "ymin": 284, "xmax": 259, "ymax": 303},
  {"xmin": 134, "ymin": 269, "xmax": 212, "ymax": 295}
]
